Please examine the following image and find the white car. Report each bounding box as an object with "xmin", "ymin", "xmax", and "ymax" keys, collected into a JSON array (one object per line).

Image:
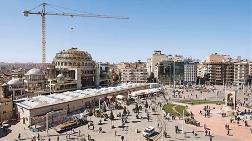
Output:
[{"xmin": 143, "ymin": 126, "xmax": 155, "ymax": 137}]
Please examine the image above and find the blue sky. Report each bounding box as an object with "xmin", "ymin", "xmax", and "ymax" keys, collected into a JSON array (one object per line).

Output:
[{"xmin": 0, "ymin": 0, "xmax": 251, "ymax": 63}]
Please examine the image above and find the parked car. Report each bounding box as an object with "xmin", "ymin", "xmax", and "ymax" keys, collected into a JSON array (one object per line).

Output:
[
  {"xmin": 143, "ymin": 126, "xmax": 155, "ymax": 137},
  {"xmin": 2, "ymin": 121, "xmax": 10, "ymax": 128}
]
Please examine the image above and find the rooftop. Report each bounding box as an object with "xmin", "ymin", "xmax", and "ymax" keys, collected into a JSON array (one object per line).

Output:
[{"xmin": 15, "ymin": 83, "xmax": 150, "ymax": 110}]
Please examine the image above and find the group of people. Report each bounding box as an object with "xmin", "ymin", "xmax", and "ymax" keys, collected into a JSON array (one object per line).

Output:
[{"xmin": 199, "ymin": 105, "xmax": 211, "ymax": 118}]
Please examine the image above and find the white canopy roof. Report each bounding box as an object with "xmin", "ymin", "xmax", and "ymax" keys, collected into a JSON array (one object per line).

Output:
[{"xmin": 116, "ymin": 95, "xmax": 124, "ymax": 99}]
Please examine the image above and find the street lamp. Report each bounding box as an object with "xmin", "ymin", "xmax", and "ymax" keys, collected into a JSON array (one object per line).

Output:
[
  {"xmin": 182, "ymin": 110, "xmax": 184, "ymax": 134},
  {"xmin": 173, "ymin": 61, "xmax": 176, "ymax": 88}
]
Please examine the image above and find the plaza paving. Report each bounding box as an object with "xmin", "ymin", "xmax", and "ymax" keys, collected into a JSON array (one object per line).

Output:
[{"xmin": 1, "ymin": 85, "xmax": 252, "ymax": 141}]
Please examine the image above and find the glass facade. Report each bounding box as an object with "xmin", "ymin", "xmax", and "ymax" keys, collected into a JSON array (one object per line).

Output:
[{"xmin": 158, "ymin": 60, "xmax": 184, "ymax": 85}]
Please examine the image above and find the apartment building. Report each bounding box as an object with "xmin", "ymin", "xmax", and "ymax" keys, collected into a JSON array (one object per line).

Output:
[
  {"xmin": 202, "ymin": 53, "xmax": 234, "ymax": 85},
  {"xmin": 234, "ymin": 61, "xmax": 250, "ymax": 85},
  {"xmin": 184, "ymin": 61, "xmax": 198, "ymax": 84},
  {"xmin": 118, "ymin": 61, "xmax": 148, "ymax": 83},
  {"xmin": 147, "ymin": 51, "xmax": 170, "ymax": 78}
]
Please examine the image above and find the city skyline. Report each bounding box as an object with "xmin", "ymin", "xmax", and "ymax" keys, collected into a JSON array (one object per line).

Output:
[{"xmin": 0, "ymin": 0, "xmax": 251, "ymax": 63}]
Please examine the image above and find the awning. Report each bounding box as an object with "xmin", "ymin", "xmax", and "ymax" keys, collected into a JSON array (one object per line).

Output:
[{"xmin": 116, "ymin": 95, "xmax": 124, "ymax": 99}]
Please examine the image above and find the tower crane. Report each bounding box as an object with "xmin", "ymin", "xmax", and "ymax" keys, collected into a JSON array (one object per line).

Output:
[{"xmin": 23, "ymin": 3, "xmax": 128, "ymax": 64}]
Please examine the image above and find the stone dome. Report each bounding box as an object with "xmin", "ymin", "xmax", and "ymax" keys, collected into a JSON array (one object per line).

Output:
[
  {"xmin": 54, "ymin": 48, "xmax": 92, "ymax": 61},
  {"xmin": 7, "ymin": 78, "xmax": 23, "ymax": 85},
  {"xmin": 25, "ymin": 68, "xmax": 43, "ymax": 75},
  {"xmin": 53, "ymin": 48, "xmax": 96, "ymax": 68}
]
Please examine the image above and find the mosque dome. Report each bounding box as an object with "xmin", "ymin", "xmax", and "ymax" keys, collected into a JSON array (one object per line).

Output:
[
  {"xmin": 25, "ymin": 68, "xmax": 43, "ymax": 75},
  {"xmin": 7, "ymin": 78, "xmax": 23, "ymax": 85}
]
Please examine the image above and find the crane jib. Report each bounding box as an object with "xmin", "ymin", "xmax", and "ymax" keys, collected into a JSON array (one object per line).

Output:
[{"xmin": 23, "ymin": 3, "xmax": 128, "ymax": 64}]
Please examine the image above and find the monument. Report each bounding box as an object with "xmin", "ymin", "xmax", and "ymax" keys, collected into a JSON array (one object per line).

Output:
[
  {"xmin": 225, "ymin": 90, "xmax": 236, "ymax": 110},
  {"xmin": 222, "ymin": 90, "xmax": 237, "ymax": 116}
]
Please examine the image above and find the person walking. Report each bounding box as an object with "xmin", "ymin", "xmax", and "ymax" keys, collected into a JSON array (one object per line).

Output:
[
  {"xmin": 209, "ymin": 135, "xmax": 213, "ymax": 141},
  {"xmin": 121, "ymin": 135, "xmax": 124, "ymax": 141},
  {"xmin": 88, "ymin": 134, "xmax": 91, "ymax": 140}
]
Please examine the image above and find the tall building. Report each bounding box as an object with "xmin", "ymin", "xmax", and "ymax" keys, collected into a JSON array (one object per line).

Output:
[
  {"xmin": 157, "ymin": 60, "xmax": 184, "ymax": 85},
  {"xmin": 249, "ymin": 62, "xmax": 252, "ymax": 76},
  {"xmin": 118, "ymin": 61, "xmax": 148, "ymax": 83},
  {"xmin": 147, "ymin": 50, "xmax": 183, "ymax": 78},
  {"xmin": 184, "ymin": 61, "xmax": 198, "ymax": 85},
  {"xmin": 201, "ymin": 53, "xmax": 234, "ymax": 85},
  {"xmin": 225, "ymin": 61, "xmax": 234, "ymax": 85},
  {"xmin": 53, "ymin": 48, "xmax": 96, "ymax": 89},
  {"xmin": 147, "ymin": 51, "xmax": 170, "ymax": 78},
  {"xmin": 234, "ymin": 61, "xmax": 250, "ymax": 85}
]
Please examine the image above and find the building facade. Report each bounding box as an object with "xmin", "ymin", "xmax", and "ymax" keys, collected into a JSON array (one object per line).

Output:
[
  {"xmin": 53, "ymin": 48, "xmax": 96, "ymax": 89},
  {"xmin": 0, "ymin": 98, "xmax": 13, "ymax": 122},
  {"xmin": 147, "ymin": 51, "xmax": 170, "ymax": 78},
  {"xmin": 234, "ymin": 61, "xmax": 250, "ymax": 85},
  {"xmin": 201, "ymin": 53, "xmax": 235, "ymax": 85},
  {"xmin": 96, "ymin": 62, "xmax": 111, "ymax": 86},
  {"xmin": 4, "ymin": 78, "xmax": 25, "ymax": 98},
  {"xmin": 15, "ymin": 83, "xmax": 150, "ymax": 126},
  {"xmin": 24, "ymin": 68, "xmax": 46, "ymax": 92},
  {"xmin": 147, "ymin": 51, "xmax": 184, "ymax": 80},
  {"xmin": 48, "ymin": 74, "xmax": 78, "ymax": 93},
  {"xmin": 157, "ymin": 60, "xmax": 184, "ymax": 85},
  {"xmin": 118, "ymin": 61, "xmax": 148, "ymax": 83},
  {"xmin": 184, "ymin": 61, "xmax": 198, "ymax": 85},
  {"xmin": 249, "ymin": 62, "xmax": 252, "ymax": 76}
]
